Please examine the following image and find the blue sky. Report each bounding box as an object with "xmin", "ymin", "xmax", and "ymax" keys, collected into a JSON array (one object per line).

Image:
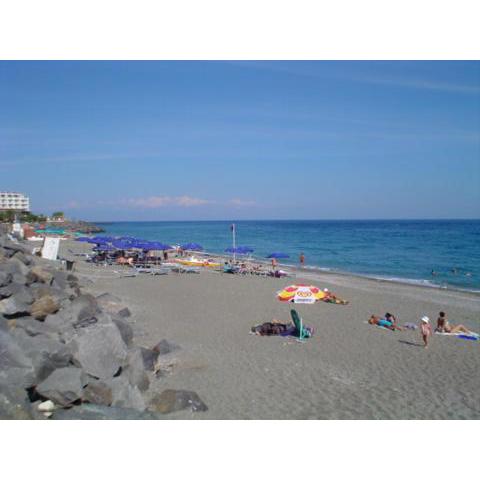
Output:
[{"xmin": 1, "ymin": 61, "xmax": 479, "ymax": 221}]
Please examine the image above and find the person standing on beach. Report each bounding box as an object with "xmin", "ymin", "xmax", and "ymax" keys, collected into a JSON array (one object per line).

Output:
[
  {"xmin": 300, "ymin": 253, "xmax": 305, "ymax": 268},
  {"xmin": 271, "ymin": 257, "xmax": 278, "ymax": 270},
  {"xmin": 420, "ymin": 316, "xmax": 432, "ymax": 349}
]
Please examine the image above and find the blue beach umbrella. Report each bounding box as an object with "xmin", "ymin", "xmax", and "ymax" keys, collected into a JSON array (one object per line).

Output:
[
  {"xmin": 76, "ymin": 237, "xmax": 92, "ymax": 242},
  {"xmin": 267, "ymin": 253, "xmax": 290, "ymax": 259},
  {"xmin": 181, "ymin": 243, "xmax": 203, "ymax": 251}
]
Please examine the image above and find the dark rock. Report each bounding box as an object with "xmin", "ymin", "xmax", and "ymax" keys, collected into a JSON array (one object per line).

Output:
[
  {"xmin": 72, "ymin": 323, "xmax": 128, "ymax": 379},
  {"xmin": 11, "ymin": 285, "xmax": 35, "ymax": 305},
  {"xmin": 14, "ymin": 316, "xmax": 59, "ymax": 337},
  {"xmin": 96, "ymin": 293, "xmax": 131, "ymax": 318},
  {"xmin": 152, "ymin": 339, "xmax": 180, "ymax": 356},
  {"xmin": 148, "ymin": 390, "xmax": 208, "ymax": 414},
  {"xmin": 12, "ymin": 251, "xmax": 31, "ymax": 266},
  {"xmin": 36, "ymin": 367, "xmax": 87, "ymax": 406},
  {"xmin": 0, "ymin": 271, "xmax": 12, "ymax": 287},
  {"xmin": 65, "ymin": 294, "xmax": 101, "ymax": 322},
  {"xmin": 11, "ymin": 329, "xmax": 73, "ymax": 384},
  {"xmin": 112, "ymin": 317, "xmax": 133, "ymax": 347},
  {"xmin": 3, "ymin": 257, "xmax": 30, "ymax": 276},
  {"xmin": 0, "ymin": 330, "xmax": 36, "ymax": 388},
  {"xmin": 140, "ymin": 347, "xmax": 159, "ymax": 371},
  {"xmin": 110, "ymin": 377, "xmax": 146, "ymax": 411},
  {"xmin": 123, "ymin": 348, "xmax": 149, "ymax": 392},
  {"xmin": 0, "ymin": 296, "xmax": 30, "ymax": 316},
  {"xmin": 0, "ymin": 383, "xmax": 33, "ymax": 419},
  {"xmin": 11, "ymin": 273, "xmax": 29, "ymax": 285},
  {"xmin": 83, "ymin": 380, "xmax": 113, "ymax": 406},
  {"xmin": 0, "ymin": 282, "xmax": 23, "ymax": 299},
  {"xmin": 30, "ymin": 295, "xmax": 60, "ymax": 320},
  {"xmin": 52, "ymin": 404, "xmax": 160, "ymax": 420},
  {"xmin": 51, "ymin": 271, "xmax": 68, "ymax": 290}
]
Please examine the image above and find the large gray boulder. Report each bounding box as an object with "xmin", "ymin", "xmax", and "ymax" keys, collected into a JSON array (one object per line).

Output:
[
  {"xmin": 51, "ymin": 271, "xmax": 68, "ymax": 290},
  {"xmin": 36, "ymin": 366, "xmax": 87, "ymax": 406},
  {"xmin": 0, "ymin": 330, "xmax": 36, "ymax": 388},
  {"xmin": 0, "ymin": 271, "xmax": 12, "ymax": 287},
  {"xmin": 0, "ymin": 295, "xmax": 30, "ymax": 316},
  {"xmin": 72, "ymin": 323, "xmax": 128, "ymax": 379},
  {"xmin": 11, "ymin": 285, "xmax": 35, "ymax": 305},
  {"xmin": 0, "ymin": 282, "xmax": 24, "ymax": 299},
  {"xmin": 110, "ymin": 377, "xmax": 146, "ymax": 411},
  {"xmin": 96, "ymin": 293, "xmax": 131, "ymax": 318},
  {"xmin": 14, "ymin": 316, "xmax": 60, "ymax": 338},
  {"xmin": 112, "ymin": 317, "xmax": 133, "ymax": 347},
  {"xmin": 11, "ymin": 251, "xmax": 32, "ymax": 266},
  {"xmin": 11, "ymin": 329, "xmax": 73, "ymax": 384},
  {"xmin": 64, "ymin": 294, "xmax": 101, "ymax": 323},
  {"xmin": 2, "ymin": 257, "xmax": 30, "ymax": 276},
  {"xmin": 148, "ymin": 390, "xmax": 208, "ymax": 414}
]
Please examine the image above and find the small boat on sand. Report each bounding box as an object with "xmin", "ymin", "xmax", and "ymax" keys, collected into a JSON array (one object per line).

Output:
[{"xmin": 175, "ymin": 256, "xmax": 221, "ymax": 268}]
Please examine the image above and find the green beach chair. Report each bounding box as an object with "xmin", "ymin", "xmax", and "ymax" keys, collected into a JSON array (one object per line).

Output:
[{"xmin": 290, "ymin": 309, "xmax": 313, "ymax": 340}]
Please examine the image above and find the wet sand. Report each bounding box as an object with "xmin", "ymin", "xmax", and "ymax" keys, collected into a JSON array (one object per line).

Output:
[{"xmin": 61, "ymin": 241, "xmax": 480, "ymax": 419}]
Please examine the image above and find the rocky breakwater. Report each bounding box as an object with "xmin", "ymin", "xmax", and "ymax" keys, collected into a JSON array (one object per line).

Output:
[{"xmin": 0, "ymin": 232, "xmax": 207, "ymax": 420}]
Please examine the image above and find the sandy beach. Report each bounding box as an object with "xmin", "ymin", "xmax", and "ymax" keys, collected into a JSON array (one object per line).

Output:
[{"xmin": 61, "ymin": 240, "xmax": 480, "ymax": 419}]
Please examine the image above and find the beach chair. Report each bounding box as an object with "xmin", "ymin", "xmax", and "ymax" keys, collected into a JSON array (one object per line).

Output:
[{"xmin": 290, "ymin": 309, "xmax": 313, "ymax": 340}]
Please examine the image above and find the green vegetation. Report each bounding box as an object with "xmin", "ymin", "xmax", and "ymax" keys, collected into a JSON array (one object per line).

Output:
[
  {"xmin": 52, "ymin": 211, "xmax": 65, "ymax": 218},
  {"xmin": 0, "ymin": 210, "xmax": 47, "ymax": 223}
]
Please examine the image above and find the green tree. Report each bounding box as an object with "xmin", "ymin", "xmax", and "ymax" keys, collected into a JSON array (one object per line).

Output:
[{"xmin": 52, "ymin": 211, "xmax": 65, "ymax": 218}]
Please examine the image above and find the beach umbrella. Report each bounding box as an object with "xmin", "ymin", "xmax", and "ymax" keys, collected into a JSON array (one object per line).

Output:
[
  {"xmin": 112, "ymin": 240, "xmax": 135, "ymax": 249},
  {"xmin": 76, "ymin": 237, "xmax": 92, "ymax": 242},
  {"xmin": 93, "ymin": 244, "xmax": 116, "ymax": 252},
  {"xmin": 181, "ymin": 243, "xmax": 203, "ymax": 251},
  {"xmin": 148, "ymin": 242, "xmax": 172, "ymax": 251},
  {"xmin": 277, "ymin": 284, "xmax": 326, "ymax": 304},
  {"xmin": 267, "ymin": 253, "xmax": 290, "ymax": 259}
]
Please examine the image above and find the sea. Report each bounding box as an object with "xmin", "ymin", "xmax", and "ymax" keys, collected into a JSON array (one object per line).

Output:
[{"xmin": 95, "ymin": 220, "xmax": 480, "ymax": 292}]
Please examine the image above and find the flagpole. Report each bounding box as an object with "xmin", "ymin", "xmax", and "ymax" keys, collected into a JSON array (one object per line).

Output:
[{"xmin": 232, "ymin": 223, "xmax": 236, "ymax": 263}]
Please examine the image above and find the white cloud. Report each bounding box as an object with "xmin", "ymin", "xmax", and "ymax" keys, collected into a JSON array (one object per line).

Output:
[
  {"xmin": 229, "ymin": 198, "xmax": 257, "ymax": 207},
  {"xmin": 124, "ymin": 195, "xmax": 212, "ymax": 208}
]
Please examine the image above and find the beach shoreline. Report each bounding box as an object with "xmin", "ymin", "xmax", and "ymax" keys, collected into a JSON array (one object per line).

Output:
[{"xmin": 61, "ymin": 239, "xmax": 480, "ymax": 419}]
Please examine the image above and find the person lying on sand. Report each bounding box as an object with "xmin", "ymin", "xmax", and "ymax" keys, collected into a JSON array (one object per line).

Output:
[
  {"xmin": 436, "ymin": 311, "xmax": 472, "ymax": 335},
  {"xmin": 369, "ymin": 315, "xmax": 404, "ymax": 331},
  {"xmin": 323, "ymin": 288, "xmax": 349, "ymax": 305}
]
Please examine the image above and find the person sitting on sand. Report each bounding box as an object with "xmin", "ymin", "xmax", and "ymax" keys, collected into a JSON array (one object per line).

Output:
[
  {"xmin": 436, "ymin": 311, "xmax": 472, "ymax": 335},
  {"xmin": 369, "ymin": 314, "xmax": 404, "ymax": 331}
]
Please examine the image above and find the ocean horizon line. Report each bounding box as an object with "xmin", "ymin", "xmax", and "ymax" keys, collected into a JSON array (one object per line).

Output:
[{"xmin": 87, "ymin": 218, "xmax": 480, "ymax": 224}]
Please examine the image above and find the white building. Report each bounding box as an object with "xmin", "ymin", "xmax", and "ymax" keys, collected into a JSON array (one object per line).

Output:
[{"xmin": 0, "ymin": 192, "xmax": 30, "ymax": 212}]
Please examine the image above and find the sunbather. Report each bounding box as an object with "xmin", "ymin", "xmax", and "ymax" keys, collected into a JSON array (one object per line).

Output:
[
  {"xmin": 369, "ymin": 315, "xmax": 404, "ymax": 331},
  {"xmin": 323, "ymin": 288, "xmax": 349, "ymax": 305},
  {"xmin": 436, "ymin": 311, "xmax": 472, "ymax": 334}
]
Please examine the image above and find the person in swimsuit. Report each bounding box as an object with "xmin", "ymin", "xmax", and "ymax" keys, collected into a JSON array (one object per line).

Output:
[
  {"xmin": 369, "ymin": 315, "xmax": 404, "ymax": 331},
  {"xmin": 436, "ymin": 311, "xmax": 472, "ymax": 334},
  {"xmin": 300, "ymin": 253, "xmax": 305, "ymax": 268},
  {"xmin": 420, "ymin": 316, "xmax": 433, "ymax": 348}
]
